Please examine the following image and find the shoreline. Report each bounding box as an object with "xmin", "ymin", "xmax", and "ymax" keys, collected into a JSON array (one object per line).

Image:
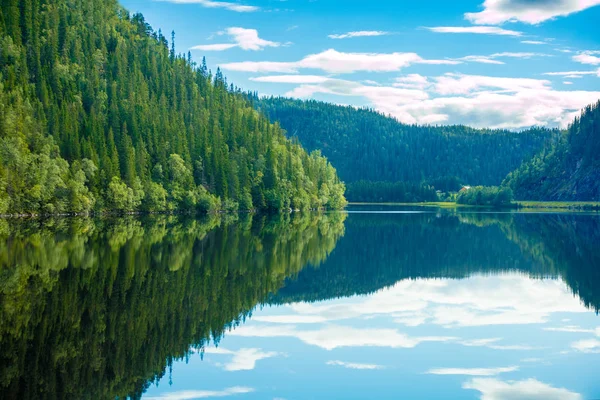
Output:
[
  {"xmin": 515, "ymin": 201, "xmax": 600, "ymax": 210},
  {"xmin": 0, "ymin": 207, "xmax": 336, "ymax": 220},
  {"xmin": 348, "ymin": 201, "xmax": 600, "ymax": 211}
]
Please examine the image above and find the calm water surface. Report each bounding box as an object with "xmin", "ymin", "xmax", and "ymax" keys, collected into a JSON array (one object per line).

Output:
[{"xmin": 1, "ymin": 206, "xmax": 599, "ymax": 399}]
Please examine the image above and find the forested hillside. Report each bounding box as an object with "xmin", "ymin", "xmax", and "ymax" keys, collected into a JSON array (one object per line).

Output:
[
  {"xmin": 252, "ymin": 97, "xmax": 555, "ymax": 199},
  {"xmin": 504, "ymin": 101, "xmax": 600, "ymax": 201},
  {"xmin": 0, "ymin": 0, "xmax": 346, "ymax": 215}
]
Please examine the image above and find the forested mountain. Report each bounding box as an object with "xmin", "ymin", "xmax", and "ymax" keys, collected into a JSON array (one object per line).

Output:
[
  {"xmin": 251, "ymin": 97, "xmax": 555, "ymax": 199},
  {"xmin": 0, "ymin": 0, "xmax": 345, "ymax": 215},
  {"xmin": 504, "ymin": 101, "xmax": 600, "ymax": 201}
]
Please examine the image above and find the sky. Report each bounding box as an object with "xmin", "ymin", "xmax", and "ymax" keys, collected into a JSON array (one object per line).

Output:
[
  {"xmin": 141, "ymin": 274, "xmax": 600, "ymax": 400},
  {"xmin": 119, "ymin": 0, "xmax": 600, "ymax": 130}
]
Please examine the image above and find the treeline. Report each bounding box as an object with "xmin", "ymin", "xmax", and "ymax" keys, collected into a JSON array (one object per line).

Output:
[
  {"xmin": 251, "ymin": 97, "xmax": 555, "ymax": 193},
  {"xmin": 346, "ymin": 180, "xmax": 438, "ymax": 203},
  {"xmin": 272, "ymin": 212, "xmax": 539, "ymax": 304},
  {"xmin": 272, "ymin": 212, "xmax": 600, "ymax": 311},
  {"xmin": 0, "ymin": 0, "xmax": 345, "ymax": 215},
  {"xmin": 0, "ymin": 212, "xmax": 346, "ymax": 399},
  {"xmin": 456, "ymin": 186, "xmax": 514, "ymax": 206},
  {"xmin": 504, "ymin": 213, "xmax": 600, "ymax": 311},
  {"xmin": 504, "ymin": 100, "xmax": 600, "ymax": 201}
]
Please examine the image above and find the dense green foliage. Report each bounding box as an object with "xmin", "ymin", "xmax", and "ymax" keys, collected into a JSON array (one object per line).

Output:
[
  {"xmin": 272, "ymin": 211, "xmax": 600, "ymax": 311},
  {"xmin": 346, "ymin": 180, "xmax": 438, "ymax": 203},
  {"xmin": 273, "ymin": 212, "xmax": 533, "ymax": 303},
  {"xmin": 251, "ymin": 97, "xmax": 554, "ymax": 201},
  {"xmin": 0, "ymin": 0, "xmax": 345, "ymax": 214},
  {"xmin": 504, "ymin": 101, "xmax": 600, "ymax": 201},
  {"xmin": 504, "ymin": 213, "xmax": 600, "ymax": 311},
  {"xmin": 456, "ymin": 186, "xmax": 514, "ymax": 206},
  {"xmin": 0, "ymin": 212, "xmax": 346, "ymax": 399}
]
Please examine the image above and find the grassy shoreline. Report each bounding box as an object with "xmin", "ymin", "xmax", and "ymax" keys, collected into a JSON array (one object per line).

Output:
[
  {"xmin": 515, "ymin": 201, "xmax": 600, "ymax": 210},
  {"xmin": 348, "ymin": 201, "xmax": 600, "ymax": 211},
  {"xmin": 349, "ymin": 202, "xmax": 471, "ymax": 208}
]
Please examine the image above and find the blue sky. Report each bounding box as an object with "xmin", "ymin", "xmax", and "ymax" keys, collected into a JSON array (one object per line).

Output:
[{"xmin": 120, "ymin": 0, "xmax": 600, "ymax": 129}]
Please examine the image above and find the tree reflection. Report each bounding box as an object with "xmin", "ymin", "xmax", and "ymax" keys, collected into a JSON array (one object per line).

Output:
[
  {"xmin": 274, "ymin": 212, "xmax": 600, "ymax": 313},
  {"xmin": 0, "ymin": 213, "xmax": 346, "ymax": 399}
]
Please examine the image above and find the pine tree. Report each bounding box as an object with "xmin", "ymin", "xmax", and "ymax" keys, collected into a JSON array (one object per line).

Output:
[{"xmin": 0, "ymin": 0, "xmax": 346, "ymax": 214}]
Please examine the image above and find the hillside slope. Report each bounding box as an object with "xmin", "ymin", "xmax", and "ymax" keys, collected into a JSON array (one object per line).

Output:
[
  {"xmin": 0, "ymin": 0, "xmax": 345, "ymax": 214},
  {"xmin": 252, "ymin": 97, "xmax": 555, "ymax": 191},
  {"xmin": 504, "ymin": 101, "xmax": 600, "ymax": 201}
]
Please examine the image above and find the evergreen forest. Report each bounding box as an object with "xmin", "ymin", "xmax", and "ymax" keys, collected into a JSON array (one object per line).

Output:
[
  {"xmin": 251, "ymin": 96, "xmax": 556, "ymax": 201},
  {"xmin": 504, "ymin": 101, "xmax": 600, "ymax": 201},
  {"xmin": 0, "ymin": 0, "xmax": 346, "ymax": 215}
]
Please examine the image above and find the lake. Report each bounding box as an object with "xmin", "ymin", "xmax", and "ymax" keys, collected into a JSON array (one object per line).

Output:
[{"xmin": 1, "ymin": 206, "xmax": 599, "ymax": 399}]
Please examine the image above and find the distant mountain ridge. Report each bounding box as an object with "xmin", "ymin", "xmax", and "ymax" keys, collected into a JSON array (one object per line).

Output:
[{"xmin": 251, "ymin": 96, "xmax": 556, "ymax": 191}]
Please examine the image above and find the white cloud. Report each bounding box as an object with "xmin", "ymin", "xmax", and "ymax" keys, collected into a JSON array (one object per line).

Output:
[
  {"xmin": 463, "ymin": 378, "xmax": 582, "ymax": 400},
  {"xmin": 459, "ymin": 338, "xmax": 539, "ymax": 351},
  {"xmin": 392, "ymin": 310, "xmax": 429, "ymax": 326},
  {"xmin": 230, "ymin": 324, "xmax": 455, "ymax": 350},
  {"xmin": 543, "ymin": 70, "xmax": 599, "ymax": 78},
  {"xmin": 543, "ymin": 325, "xmax": 598, "ymax": 334},
  {"xmin": 458, "ymin": 52, "xmax": 550, "ymax": 64},
  {"xmin": 247, "ymin": 275, "xmax": 591, "ymax": 329},
  {"xmin": 144, "ymin": 387, "xmax": 255, "ymax": 400},
  {"xmin": 202, "ymin": 347, "xmax": 281, "ymax": 371},
  {"xmin": 254, "ymin": 71, "xmax": 600, "ymax": 130},
  {"xmin": 222, "ymin": 61, "xmax": 298, "ymax": 73},
  {"xmin": 465, "ymin": 0, "xmax": 600, "ymax": 25},
  {"xmin": 328, "ymin": 31, "xmax": 390, "ymax": 39},
  {"xmin": 571, "ymin": 338, "xmax": 600, "ymax": 353},
  {"xmin": 283, "ymin": 78, "xmax": 430, "ymax": 121},
  {"xmin": 573, "ymin": 51, "xmax": 600, "ymax": 65},
  {"xmin": 427, "ymin": 366, "xmax": 518, "ymax": 376},
  {"xmin": 521, "ymin": 40, "xmax": 547, "ymax": 45},
  {"xmin": 460, "ymin": 338, "xmax": 503, "ymax": 347},
  {"xmin": 491, "ymin": 52, "xmax": 549, "ymax": 58},
  {"xmin": 459, "ymin": 56, "xmax": 506, "ymax": 65},
  {"xmin": 191, "ymin": 27, "xmax": 280, "ymax": 51},
  {"xmin": 220, "ymin": 49, "xmax": 460, "ymax": 74},
  {"xmin": 158, "ymin": 0, "xmax": 258, "ymax": 12},
  {"xmin": 520, "ymin": 358, "xmax": 544, "ymax": 363},
  {"xmin": 193, "ymin": 43, "xmax": 238, "ymax": 51},
  {"xmin": 226, "ymin": 27, "xmax": 281, "ymax": 50},
  {"xmin": 382, "ymin": 78, "xmax": 600, "ymax": 129},
  {"xmin": 433, "ymin": 73, "xmax": 550, "ymax": 95},
  {"xmin": 326, "ymin": 360, "xmax": 385, "ymax": 370},
  {"xmin": 393, "ymin": 74, "xmax": 431, "ymax": 90},
  {"xmin": 249, "ymin": 75, "xmax": 330, "ymax": 84},
  {"xmin": 426, "ymin": 26, "xmax": 522, "ymax": 36}
]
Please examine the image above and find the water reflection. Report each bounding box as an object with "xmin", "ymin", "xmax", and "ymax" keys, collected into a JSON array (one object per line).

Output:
[
  {"xmin": 1, "ymin": 208, "xmax": 599, "ymax": 399},
  {"xmin": 275, "ymin": 211, "xmax": 600, "ymax": 311},
  {"xmin": 146, "ymin": 209, "xmax": 599, "ymax": 400},
  {"xmin": 0, "ymin": 213, "xmax": 346, "ymax": 400}
]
